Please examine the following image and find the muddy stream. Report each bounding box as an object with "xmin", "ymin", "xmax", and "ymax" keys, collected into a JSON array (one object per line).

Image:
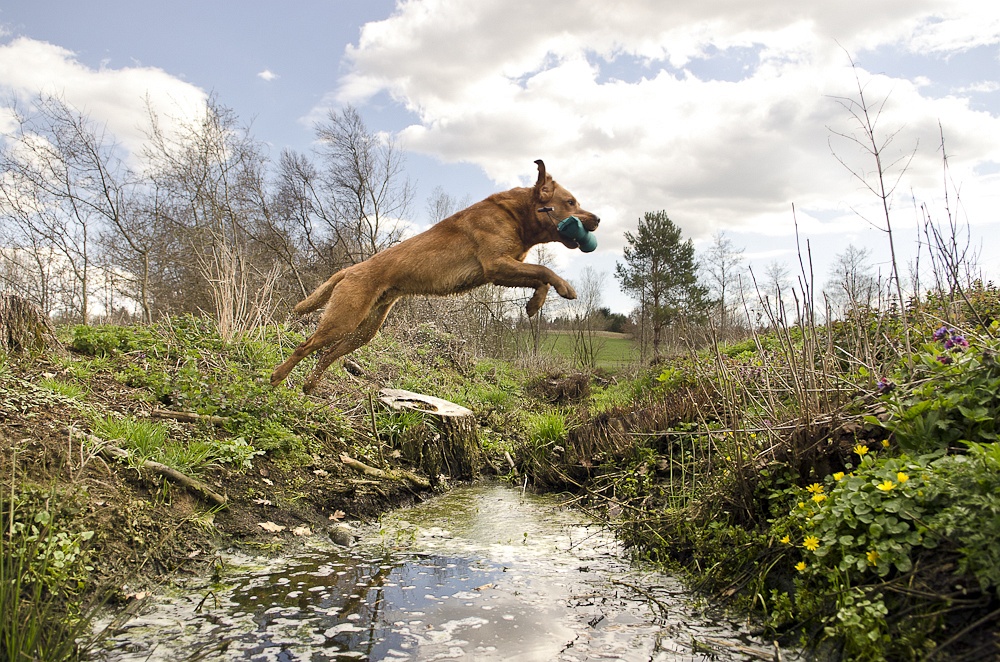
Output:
[{"xmin": 94, "ymin": 483, "xmax": 794, "ymax": 661}]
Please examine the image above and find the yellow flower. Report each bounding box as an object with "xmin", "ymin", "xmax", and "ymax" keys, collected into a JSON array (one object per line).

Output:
[
  {"xmin": 876, "ymin": 480, "xmax": 895, "ymax": 491},
  {"xmin": 867, "ymin": 550, "xmax": 879, "ymax": 564},
  {"xmin": 881, "ymin": 439, "xmax": 890, "ymax": 448},
  {"xmin": 833, "ymin": 472, "xmax": 845, "ymax": 481},
  {"xmin": 798, "ymin": 501, "xmax": 806, "ymax": 509},
  {"xmin": 854, "ymin": 444, "xmax": 869, "ymax": 457},
  {"xmin": 795, "ymin": 561, "xmax": 807, "ymax": 572},
  {"xmin": 811, "ymin": 493, "xmax": 827, "ymax": 503},
  {"xmin": 803, "ymin": 536, "xmax": 820, "ymax": 551},
  {"xmin": 896, "ymin": 472, "xmax": 909, "ymax": 483},
  {"xmin": 806, "ymin": 483, "xmax": 824, "ymax": 494},
  {"xmin": 780, "ymin": 535, "xmax": 791, "ymax": 544}
]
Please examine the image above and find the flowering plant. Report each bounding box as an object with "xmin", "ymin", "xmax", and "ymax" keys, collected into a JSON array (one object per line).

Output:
[
  {"xmin": 872, "ymin": 328, "xmax": 999, "ymax": 454},
  {"xmin": 784, "ymin": 455, "xmax": 931, "ymax": 579}
]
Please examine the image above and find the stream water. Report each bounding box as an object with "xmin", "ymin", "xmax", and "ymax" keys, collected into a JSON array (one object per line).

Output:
[{"xmin": 93, "ymin": 483, "xmax": 792, "ymax": 661}]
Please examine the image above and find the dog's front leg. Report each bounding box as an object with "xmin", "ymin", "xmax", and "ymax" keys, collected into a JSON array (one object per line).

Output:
[
  {"xmin": 526, "ymin": 285, "xmax": 549, "ymax": 317},
  {"xmin": 486, "ymin": 258, "xmax": 577, "ymax": 301}
]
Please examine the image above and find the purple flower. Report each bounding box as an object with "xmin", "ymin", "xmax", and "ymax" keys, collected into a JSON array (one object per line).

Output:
[
  {"xmin": 944, "ymin": 334, "xmax": 969, "ymax": 351},
  {"xmin": 933, "ymin": 326, "xmax": 950, "ymax": 341},
  {"xmin": 876, "ymin": 377, "xmax": 894, "ymax": 394},
  {"xmin": 937, "ymin": 354, "xmax": 953, "ymax": 365}
]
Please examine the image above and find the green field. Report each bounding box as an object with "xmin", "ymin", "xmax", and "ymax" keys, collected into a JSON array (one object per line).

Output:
[{"xmin": 531, "ymin": 330, "xmax": 640, "ymax": 368}]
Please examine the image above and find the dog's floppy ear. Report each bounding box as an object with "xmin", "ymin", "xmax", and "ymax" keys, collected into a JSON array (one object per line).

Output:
[{"xmin": 533, "ymin": 159, "xmax": 554, "ymax": 204}]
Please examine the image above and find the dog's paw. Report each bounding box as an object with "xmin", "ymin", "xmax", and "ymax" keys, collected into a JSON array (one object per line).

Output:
[{"xmin": 557, "ymin": 284, "xmax": 578, "ymax": 300}]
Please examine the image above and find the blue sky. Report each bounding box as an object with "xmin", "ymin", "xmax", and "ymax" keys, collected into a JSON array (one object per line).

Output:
[{"xmin": 2, "ymin": 1, "xmax": 999, "ymax": 315}]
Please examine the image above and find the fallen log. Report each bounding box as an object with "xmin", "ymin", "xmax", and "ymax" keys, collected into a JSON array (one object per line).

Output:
[
  {"xmin": 67, "ymin": 426, "xmax": 227, "ymax": 507},
  {"xmin": 339, "ymin": 453, "xmax": 431, "ymax": 490},
  {"xmin": 149, "ymin": 409, "xmax": 230, "ymax": 426},
  {"xmin": 378, "ymin": 388, "xmax": 481, "ymax": 480}
]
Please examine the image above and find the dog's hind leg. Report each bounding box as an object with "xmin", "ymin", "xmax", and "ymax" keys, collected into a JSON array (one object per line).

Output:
[
  {"xmin": 526, "ymin": 285, "xmax": 549, "ymax": 317},
  {"xmin": 270, "ymin": 275, "xmax": 382, "ymax": 387},
  {"xmin": 301, "ymin": 297, "xmax": 399, "ymax": 393},
  {"xmin": 294, "ymin": 270, "xmax": 347, "ymax": 315}
]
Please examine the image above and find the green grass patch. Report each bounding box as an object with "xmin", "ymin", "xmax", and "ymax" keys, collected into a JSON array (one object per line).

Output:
[
  {"xmin": 531, "ymin": 331, "xmax": 639, "ymax": 368},
  {"xmin": 90, "ymin": 415, "xmax": 256, "ymax": 475},
  {"xmin": 36, "ymin": 377, "xmax": 86, "ymax": 400}
]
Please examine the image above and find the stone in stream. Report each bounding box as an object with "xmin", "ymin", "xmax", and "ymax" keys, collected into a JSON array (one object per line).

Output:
[{"xmin": 329, "ymin": 523, "xmax": 358, "ymax": 547}]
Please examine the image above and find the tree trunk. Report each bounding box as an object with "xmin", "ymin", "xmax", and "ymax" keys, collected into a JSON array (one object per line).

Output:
[
  {"xmin": 0, "ymin": 294, "xmax": 61, "ymax": 354},
  {"xmin": 378, "ymin": 388, "xmax": 481, "ymax": 481}
]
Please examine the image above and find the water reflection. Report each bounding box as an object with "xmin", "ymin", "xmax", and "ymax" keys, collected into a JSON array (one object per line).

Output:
[{"xmin": 95, "ymin": 484, "xmax": 789, "ymax": 661}]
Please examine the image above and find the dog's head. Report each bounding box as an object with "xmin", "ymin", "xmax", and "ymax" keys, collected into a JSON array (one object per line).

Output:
[{"xmin": 532, "ymin": 160, "xmax": 600, "ymax": 250}]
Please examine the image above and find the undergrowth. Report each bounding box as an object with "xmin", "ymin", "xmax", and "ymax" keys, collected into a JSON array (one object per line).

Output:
[{"xmin": 553, "ymin": 289, "xmax": 1000, "ymax": 661}]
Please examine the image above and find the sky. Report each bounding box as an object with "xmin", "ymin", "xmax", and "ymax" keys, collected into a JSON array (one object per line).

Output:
[{"xmin": 1, "ymin": 0, "xmax": 999, "ymax": 315}]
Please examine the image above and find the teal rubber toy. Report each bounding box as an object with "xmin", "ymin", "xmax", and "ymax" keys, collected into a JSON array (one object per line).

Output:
[{"xmin": 557, "ymin": 216, "xmax": 598, "ymax": 253}]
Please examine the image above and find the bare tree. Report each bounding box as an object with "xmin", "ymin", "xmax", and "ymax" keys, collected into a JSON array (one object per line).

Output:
[
  {"xmin": 313, "ymin": 106, "xmax": 414, "ymax": 264},
  {"xmin": 425, "ymin": 185, "xmax": 473, "ymax": 223},
  {"xmin": 700, "ymin": 231, "xmax": 746, "ymax": 338},
  {"xmin": 523, "ymin": 244, "xmax": 556, "ymax": 355},
  {"xmin": 824, "ymin": 244, "xmax": 879, "ymax": 317},
  {"xmin": 828, "ymin": 50, "xmax": 916, "ymax": 358},
  {"xmin": 759, "ymin": 260, "xmax": 792, "ymax": 326},
  {"xmin": 0, "ymin": 94, "xmax": 136, "ymax": 323},
  {"xmin": 143, "ymin": 99, "xmax": 278, "ymax": 336},
  {"xmin": 567, "ymin": 267, "xmax": 608, "ymax": 368}
]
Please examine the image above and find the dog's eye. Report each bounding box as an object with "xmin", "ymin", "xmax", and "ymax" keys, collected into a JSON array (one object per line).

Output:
[{"xmin": 567, "ymin": 199, "xmax": 576, "ymax": 206}]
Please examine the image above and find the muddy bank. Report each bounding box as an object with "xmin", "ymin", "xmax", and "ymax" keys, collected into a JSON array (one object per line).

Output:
[{"xmin": 0, "ymin": 351, "xmax": 443, "ymax": 602}]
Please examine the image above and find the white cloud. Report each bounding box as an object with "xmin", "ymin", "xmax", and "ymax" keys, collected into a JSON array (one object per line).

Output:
[
  {"xmin": 0, "ymin": 37, "xmax": 208, "ymax": 159},
  {"xmin": 329, "ymin": 0, "xmax": 1000, "ymax": 269},
  {"xmin": 257, "ymin": 69, "xmax": 278, "ymax": 82}
]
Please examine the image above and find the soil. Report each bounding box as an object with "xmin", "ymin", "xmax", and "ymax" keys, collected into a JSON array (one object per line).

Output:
[{"xmin": 0, "ymin": 353, "xmax": 430, "ymax": 604}]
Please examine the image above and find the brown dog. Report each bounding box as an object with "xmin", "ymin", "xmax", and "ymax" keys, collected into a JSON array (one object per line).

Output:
[{"xmin": 270, "ymin": 159, "xmax": 600, "ymax": 392}]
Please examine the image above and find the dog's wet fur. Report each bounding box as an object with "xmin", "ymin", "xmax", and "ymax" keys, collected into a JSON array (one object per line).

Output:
[{"xmin": 270, "ymin": 159, "xmax": 600, "ymax": 392}]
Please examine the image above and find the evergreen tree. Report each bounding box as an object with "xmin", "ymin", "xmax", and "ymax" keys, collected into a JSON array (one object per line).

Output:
[{"xmin": 614, "ymin": 211, "xmax": 710, "ymax": 355}]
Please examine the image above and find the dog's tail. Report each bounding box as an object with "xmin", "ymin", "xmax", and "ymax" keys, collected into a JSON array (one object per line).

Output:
[{"xmin": 294, "ymin": 270, "xmax": 347, "ymax": 315}]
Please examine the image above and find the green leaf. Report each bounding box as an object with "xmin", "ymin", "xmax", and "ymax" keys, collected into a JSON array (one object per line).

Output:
[{"xmin": 893, "ymin": 555, "xmax": 913, "ymax": 573}]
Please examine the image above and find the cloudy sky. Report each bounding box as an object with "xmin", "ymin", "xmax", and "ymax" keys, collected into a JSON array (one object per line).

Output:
[{"xmin": 2, "ymin": 0, "xmax": 998, "ymax": 314}]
